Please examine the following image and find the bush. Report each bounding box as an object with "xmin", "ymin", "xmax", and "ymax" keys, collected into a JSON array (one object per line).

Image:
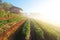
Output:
[{"xmin": 0, "ymin": 10, "xmax": 9, "ymax": 18}]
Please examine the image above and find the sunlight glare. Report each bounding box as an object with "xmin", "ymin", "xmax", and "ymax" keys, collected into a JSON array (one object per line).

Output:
[{"xmin": 29, "ymin": 0, "xmax": 60, "ymax": 27}]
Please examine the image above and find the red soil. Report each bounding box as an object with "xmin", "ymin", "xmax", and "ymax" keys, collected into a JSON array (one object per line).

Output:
[{"xmin": 0, "ymin": 18, "xmax": 27, "ymax": 40}]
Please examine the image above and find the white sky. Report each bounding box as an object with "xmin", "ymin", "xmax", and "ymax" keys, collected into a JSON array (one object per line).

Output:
[{"xmin": 28, "ymin": 0, "xmax": 60, "ymax": 27}]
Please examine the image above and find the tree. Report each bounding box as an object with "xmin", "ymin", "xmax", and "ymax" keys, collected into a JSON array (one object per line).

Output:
[
  {"xmin": 0, "ymin": 0, "xmax": 2, "ymax": 5},
  {"xmin": 3, "ymin": 2, "xmax": 13, "ymax": 11},
  {"xmin": 3, "ymin": 2, "xmax": 10, "ymax": 11}
]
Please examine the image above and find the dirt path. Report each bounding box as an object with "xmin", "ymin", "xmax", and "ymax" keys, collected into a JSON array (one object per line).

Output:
[
  {"xmin": 30, "ymin": 21, "xmax": 37, "ymax": 40},
  {"xmin": 0, "ymin": 18, "xmax": 27, "ymax": 40},
  {"xmin": 8, "ymin": 20, "xmax": 27, "ymax": 40}
]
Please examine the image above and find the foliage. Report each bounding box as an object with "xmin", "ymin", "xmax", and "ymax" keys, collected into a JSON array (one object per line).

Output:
[
  {"xmin": 2, "ymin": 2, "xmax": 13, "ymax": 11},
  {"xmin": 0, "ymin": 17, "xmax": 24, "ymax": 27},
  {"xmin": 35, "ymin": 19, "xmax": 60, "ymax": 40},
  {"xmin": 31, "ymin": 19, "xmax": 45, "ymax": 39},
  {"xmin": 0, "ymin": 0, "xmax": 2, "ymax": 5},
  {"xmin": 0, "ymin": 10, "xmax": 8, "ymax": 18},
  {"xmin": 22, "ymin": 19, "xmax": 30, "ymax": 40}
]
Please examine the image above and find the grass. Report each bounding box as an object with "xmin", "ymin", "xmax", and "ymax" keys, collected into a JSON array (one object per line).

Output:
[
  {"xmin": 0, "ymin": 16, "xmax": 25, "ymax": 33},
  {"xmin": 31, "ymin": 19, "xmax": 45, "ymax": 39},
  {"xmin": 35, "ymin": 19, "xmax": 60, "ymax": 40},
  {"xmin": 22, "ymin": 19, "xmax": 30, "ymax": 40},
  {"xmin": 0, "ymin": 10, "xmax": 24, "ymax": 27},
  {"xmin": 0, "ymin": 10, "xmax": 25, "ymax": 33},
  {"xmin": 0, "ymin": 16, "xmax": 24, "ymax": 27}
]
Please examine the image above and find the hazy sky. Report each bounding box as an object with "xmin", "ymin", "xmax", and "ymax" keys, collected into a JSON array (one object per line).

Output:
[
  {"xmin": 3, "ymin": 0, "xmax": 60, "ymax": 27},
  {"xmin": 3, "ymin": 0, "xmax": 47, "ymax": 12}
]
